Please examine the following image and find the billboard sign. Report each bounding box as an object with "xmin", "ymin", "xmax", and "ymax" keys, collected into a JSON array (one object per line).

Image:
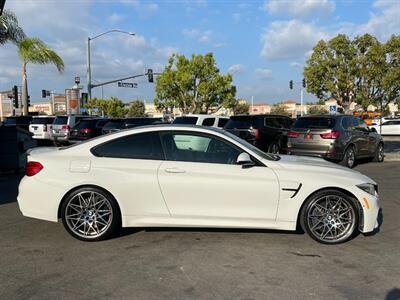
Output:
[{"xmin": 65, "ymin": 88, "xmax": 80, "ymax": 115}]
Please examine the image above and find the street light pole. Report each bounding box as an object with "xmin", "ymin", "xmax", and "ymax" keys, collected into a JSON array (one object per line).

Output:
[{"xmin": 86, "ymin": 30, "xmax": 135, "ymax": 101}]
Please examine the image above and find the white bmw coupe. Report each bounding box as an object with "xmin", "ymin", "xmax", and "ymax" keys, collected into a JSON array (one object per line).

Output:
[{"xmin": 18, "ymin": 125, "xmax": 380, "ymax": 244}]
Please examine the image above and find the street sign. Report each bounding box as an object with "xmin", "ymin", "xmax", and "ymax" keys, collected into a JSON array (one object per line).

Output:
[
  {"xmin": 329, "ymin": 105, "xmax": 337, "ymax": 115},
  {"xmin": 118, "ymin": 82, "xmax": 137, "ymax": 88}
]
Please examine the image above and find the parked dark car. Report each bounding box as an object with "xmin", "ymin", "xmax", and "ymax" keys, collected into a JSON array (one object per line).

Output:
[
  {"xmin": 70, "ymin": 118, "xmax": 109, "ymax": 141},
  {"xmin": 101, "ymin": 119, "xmax": 125, "ymax": 134},
  {"xmin": 121, "ymin": 117, "xmax": 164, "ymax": 129},
  {"xmin": 224, "ymin": 114, "xmax": 293, "ymax": 153},
  {"xmin": 3, "ymin": 116, "xmax": 32, "ymax": 131},
  {"xmin": 287, "ymin": 115, "xmax": 384, "ymax": 168}
]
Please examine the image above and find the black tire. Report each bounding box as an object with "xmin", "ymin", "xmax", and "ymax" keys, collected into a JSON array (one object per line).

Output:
[
  {"xmin": 373, "ymin": 142, "xmax": 384, "ymax": 162},
  {"xmin": 61, "ymin": 187, "xmax": 121, "ymax": 242},
  {"xmin": 300, "ymin": 189, "xmax": 359, "ymax": 244},
  {"xmin": 340, "ymin": 146, "xmax": 356, "ymax": 168},
  {"xmin": 268, "ymin": 142, "xmax": 280, "ymax": 154}
]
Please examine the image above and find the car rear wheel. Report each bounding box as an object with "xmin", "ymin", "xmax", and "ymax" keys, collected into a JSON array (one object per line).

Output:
[
  {"xmin": 61, "ymin": 187, "xmax": 120, "ymax": 241},
  {"xmin": 300, "ymin": 190, "xmax": 359, "ymax": 244},
  {"xmin": 373, "ymin": 143, "xmax": 384, "ymax": 162},
  {"xmin": 341, "ymin": 146, "xmax": 356, "ymax": 168},
  {"xmin": 268, "ymin": 142, "xmax": 280, "ymax": 154}
]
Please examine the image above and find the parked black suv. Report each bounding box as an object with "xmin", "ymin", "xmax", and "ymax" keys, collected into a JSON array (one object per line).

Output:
[
  {"xmin": 224, "ymin": 115, "xmax": 293, "ymax": 153},
  {"xmin": 121, "ymin": 117, "xmax": 164, "ymax": 129},
  {"xmin": 70, "ymin": 118, "xmax": 109, "ymax": 141},
  {"xmin": 287, "ymin": 115, "xmax": 384, "ymax": 168}
]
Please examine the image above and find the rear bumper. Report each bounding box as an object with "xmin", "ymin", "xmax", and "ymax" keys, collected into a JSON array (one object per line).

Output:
[{"xmin": 286, "ymin": 146, "xmax": 343, "ymax": 161}]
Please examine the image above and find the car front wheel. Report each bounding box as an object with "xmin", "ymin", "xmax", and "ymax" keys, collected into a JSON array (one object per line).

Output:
[
  {"xmin": 300, "ymin": 190, "xmax": 359, "ymax": 244},
  {"xmin": 61, "ymin": 187, "xmax": 120, "ymax": 241}
]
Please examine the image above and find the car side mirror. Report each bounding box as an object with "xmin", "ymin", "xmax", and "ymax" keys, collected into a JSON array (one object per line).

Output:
[
  {"xmin": 370, "ymin": 127, "xmax": 377, "ymax": 133},
  {"xmin": 236, "ymin": 152, "xmax": 255, "ymax": 168}
]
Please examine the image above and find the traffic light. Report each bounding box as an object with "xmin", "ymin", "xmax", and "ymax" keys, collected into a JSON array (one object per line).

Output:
[
  {"xmin": 42, "ymin": 89, "xmax": 47, "ymax": 98},
  {"xmin": 13, "ymin": 85, "xmax": 19, "ymax": 108},
  {"xmin": 81, "ymin": 92, "xmax": 88, "ymax": 105},
  {"xmin": 27, "ymin": 95, "xmax": 31, "ymax": 107},
  {"xmin": 302, "ymin": 78, "xmax": 306, "ymax": 88},
  {"xmin": 147, "ymin": 69, "xmax": 154, "ymax": 83},
  {"xmin": 289, "ymin": 80, "xmax": 293, "ymax": 90}
]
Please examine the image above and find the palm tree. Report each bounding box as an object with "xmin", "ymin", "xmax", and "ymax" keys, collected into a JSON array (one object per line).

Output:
[
  {"xmin": 0, "ymin": 9, "xmax": 25, "ymax": 45},
  {"xmin": 18, "ymin": 38, "xmax": 64, "ymax": 115}
]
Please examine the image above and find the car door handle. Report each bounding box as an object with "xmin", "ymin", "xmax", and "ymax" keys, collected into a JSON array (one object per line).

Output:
[{"xmin": 164, "ymin": 168, "xmax": 186, "ymax": 174}]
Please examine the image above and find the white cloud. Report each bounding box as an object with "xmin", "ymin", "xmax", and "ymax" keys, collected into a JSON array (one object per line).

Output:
[
  {"xmin": 260, "ymin": 20, "xmax": 327, "ymax": 60},
  {"xmin": 356, "ymin": 0, "xmax": 400, "ymax": 41},
  {"xmin": 263, "ymin": 0, "xmax": 335, "ymax": 17},
  {"xmin": 290, "ymin": 62, "xmax": 303, "ymax": 68},
  {"xmin": 120, "ymin": 0, "xmax": 159, "ymax": 14},
  {"xmin": 255, "ymin": 68, "xmax": 273, "ymax": 79},
  {"xmin": 108, "ymin": 13, "xmax": 126, "ymax": 24},
  {"xmin": 182, "ymin": 29, "xmax": 212, "ymax": 43},
  {"xmin": 228, "ymin": 64, "xmax": 245, "ymax": 74}
]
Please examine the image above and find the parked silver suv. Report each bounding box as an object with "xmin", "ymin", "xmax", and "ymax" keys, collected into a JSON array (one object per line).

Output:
[
  {"xmin": 287, "ymin": 115, "xmax": 384, "ymax": 168},
  {"xmin": 51, "ymin": 115, "xmax": 89, "ymax": 145}
]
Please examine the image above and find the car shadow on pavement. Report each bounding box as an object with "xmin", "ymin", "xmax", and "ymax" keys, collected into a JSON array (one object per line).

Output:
[
  {"xmin": 0, "ymin": 174, "xmax": 23, "ymax": 205},
  {"xmin": 115, "ymin": 226, "xmax": 300, "ymax": 239}
]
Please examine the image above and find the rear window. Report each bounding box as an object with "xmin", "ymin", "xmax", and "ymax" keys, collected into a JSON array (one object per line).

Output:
[
  {"xmin": 103, "ymin": 120, "xmax": 125, "ymax": 129},
  {"xmin": 53, "ymin": 116, "xmax": 68, "ymax": 125},
  {"xmin": 31, "ymin": 117, "xmax": 54, "ymax": 125},
  {"xmin": 293, "ymin": 117, "xmax": 336, "ymax": 129},
  {"xmin": 73, "ymin": 119, "xmax": 97, "ymax": 129},
  {"xmin": 172, "ymin": 117, "xmax": 198, "ymax": 125},
  {"xmin": 4, "ymin": 117, "xmax": 31, "ymax": 125},
  {"xmin": 225, "ymin": 116, "xmax": 258, "ymax": 129}
]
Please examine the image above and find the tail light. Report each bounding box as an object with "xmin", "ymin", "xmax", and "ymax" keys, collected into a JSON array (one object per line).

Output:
[
  {"xmin": 320, "ymin": 130, "xmax": 341, "ymax": 139},
  {"xmin": 80, "ymin": 128, "xmax": 92, "ymax": 134},
  {"xmin": 288, "ymin": 131, "xmax": 300, "ymax": 138},
  {"xmin": 251, "ymin": 128, "xmax": 261, "ymax": 140},
  {"xmin": 43, "ymin": 125, "xmax": 47, "ymax": 132},
  {"xmin": 62, "ymin": 125, "xmax": 70, "ymax": 131},
  {"xmin": 26, "ymin": 161, "xmax": 43, "ymax": 177}
]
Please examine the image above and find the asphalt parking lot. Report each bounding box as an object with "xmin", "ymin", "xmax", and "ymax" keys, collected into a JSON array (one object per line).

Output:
[{"xmin": 0, "ymin": 162, "xmax": 399, "ymax": 300}]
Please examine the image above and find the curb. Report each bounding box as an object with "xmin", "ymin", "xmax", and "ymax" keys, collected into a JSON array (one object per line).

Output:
[{"xmin": 385, "ymin": 153, "xmax": 400, "ymax": 162}]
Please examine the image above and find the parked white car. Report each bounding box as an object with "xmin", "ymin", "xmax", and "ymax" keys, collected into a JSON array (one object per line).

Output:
[
  {"xmin": 18, "ymin": 125, "xmax": 380, "ymax": 244},
  {"xmin": 172, "ymin": 114, "xmax": 229, "ymax": 128},
  {"xmin": 28, "ymin": 116, "xmax": 55, "ymax": 140},
  {"xmin": 369, "ymin": 120, "xmax": 400, "ymax": 135}
]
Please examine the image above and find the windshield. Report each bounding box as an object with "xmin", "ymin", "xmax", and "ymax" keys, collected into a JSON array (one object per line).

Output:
[
  {"xmin": 293, "ymin": 117, "xmax": 335, "ymax": 129},
  {"xmin": 225, "ymin": 116, "xmax": 258, "ymax": 129},
  {"xmin": 53, "ymin": 116, "xmax": 68, "ymax": 125},
  {"xmin": 31, "ymin": 117, "xmax": 54, "ymax": 125},
  {"xmin": 172, "ymin": 117, "xmax": 198, "ymax": 125}
]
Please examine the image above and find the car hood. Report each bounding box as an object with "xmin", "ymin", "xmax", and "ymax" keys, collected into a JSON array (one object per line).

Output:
[{"xmin": 271, "ymin": 155, "xmax": 376, "ymax": 184}]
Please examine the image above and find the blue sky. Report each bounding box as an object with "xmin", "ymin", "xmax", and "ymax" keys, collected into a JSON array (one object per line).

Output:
[{"xmin": 1, "ymin": 0, "xmax": 399, "ymax": 104}]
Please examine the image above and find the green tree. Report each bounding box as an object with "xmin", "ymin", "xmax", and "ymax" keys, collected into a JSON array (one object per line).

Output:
[
  {"xmin": 104, "ymin": 97, "xmax": 128, "ymax": 118},
  {"xmin": 127, "ymin": 100, "xmax": 146, "ymax": 117},
  {"xmin": 18, "ymin": 38, "xmax": 64, "ymax": 115},
  {"xmin": 155, "ymin": 53, "xmax": 236, "ymax": 114},
  {"xmin": 233, "ymin": 100, "xmax": 250, "ymax": 115},
  {"xmin": 271, "ymin": 103, "xmax": 291, "ymax": 116},
  {"xmin": 304, "ymin": 33, "xmax": 400, "ymax": 113},
  {"xmin": 0, "ymin": 9, "xmax": 25, "ymax": 45},
  {"xmin": 308, "ymin": 105, "xmax": 328, "ymax": 115}
]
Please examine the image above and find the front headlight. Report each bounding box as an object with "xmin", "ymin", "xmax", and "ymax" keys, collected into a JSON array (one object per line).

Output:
[{"xmin": 356, "ymin": 183, "xmax": 377, "ymax": 196}]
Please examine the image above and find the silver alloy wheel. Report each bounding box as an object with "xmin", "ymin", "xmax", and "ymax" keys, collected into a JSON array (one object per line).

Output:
[
  {"xmin": 377, "ymin": 144, "xmax": 384, "ymax": 161},
  {"xmin": 64, "ymin": 191, "xmax": 113, "ymax": 239},
  {"xmin": 307, "ymin": 195, "xmax": 356, "ymax": 243},
  {"xmin": 347, "ymin": 148, "xmax": 355, "ymax": 168}
]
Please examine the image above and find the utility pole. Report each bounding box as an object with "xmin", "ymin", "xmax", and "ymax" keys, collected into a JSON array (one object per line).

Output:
[
  {"xmin": 251, "ymin": 96, "xmax": 254, "ymax": 114},
  {"xmin": 300, "ymin": 87, "xmax": 304, "ymax": 117},
  {"xmin": 86, "ymin": 37, "xmax": 92, "ymax": 100}
]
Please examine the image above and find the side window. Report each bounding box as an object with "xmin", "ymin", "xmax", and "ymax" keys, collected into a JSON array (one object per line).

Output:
[
  {"xmin": 202, "ymin": 118, "xmax": 215, "ymax": 127},
  {"xmin": 91, "ymin": 132, "xmax": 164, "ymax": 160},
  {"xmin": 160, "ymin": 132, "xmax": 241, "ymax": 165},
  {"xmin": 355, "ymin": 118, "xmax": 368, "ymax": 131},
  {"xmin": 342, "ymin": 117, "xmax": 352, "ymax": 130},
  {"xmin": 217, "ymin": 118, "xmax": 228, "ymax": 128}
]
